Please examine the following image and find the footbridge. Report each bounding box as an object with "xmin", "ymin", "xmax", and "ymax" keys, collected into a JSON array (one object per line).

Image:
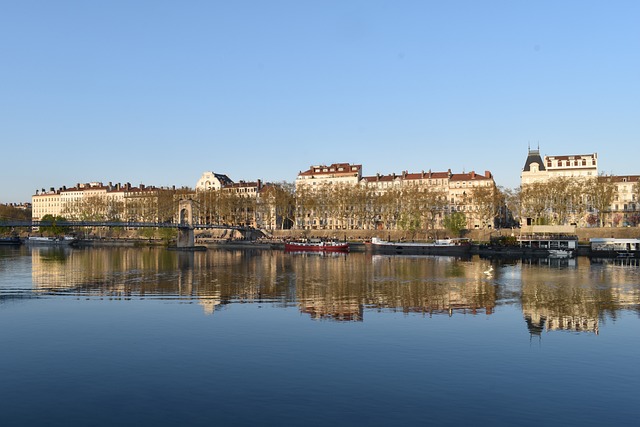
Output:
[{"xmin": 0, "ymin": 199, "xmax": 256, "ymax": 248}]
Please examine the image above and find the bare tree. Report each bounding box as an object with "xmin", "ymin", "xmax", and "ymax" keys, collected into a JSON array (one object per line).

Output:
[
  {"xmin": 520, "ymin": 182, "xmax": 550, "ymax": 225},
  {"xmin": 472, "ymin": 184, "xmax": 502, "ymax": 229},
  {"xmin": 586, "ymin": 175, "xmax": 618, "ymax": 227}
]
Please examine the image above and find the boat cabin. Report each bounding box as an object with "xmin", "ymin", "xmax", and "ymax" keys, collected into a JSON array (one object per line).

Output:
[
  {"xmin": 590, "ymin": 238, "xmax": 640, "ymax": 253},
  {"xmin": 517, "ymin": 234, "xmax": 578, "ymax": 250}
]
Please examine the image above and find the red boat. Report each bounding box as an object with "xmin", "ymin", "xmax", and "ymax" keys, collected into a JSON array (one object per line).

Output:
[{"xmin": 285, "ymin": 240, "xmax": 349, "ymax": 252}]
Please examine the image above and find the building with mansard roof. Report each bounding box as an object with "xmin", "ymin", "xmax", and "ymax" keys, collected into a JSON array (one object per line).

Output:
[
  {"xmin": 196, "ymin": 172, "xmax": 234, "ymax": 191},
  {"xmin": 521, "ymin": 148, "xmax": 598, "ymax": 185}
]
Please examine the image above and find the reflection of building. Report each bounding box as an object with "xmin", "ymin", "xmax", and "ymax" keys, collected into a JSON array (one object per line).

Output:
[
  {"xmin": 524, "ymin": 313, "xmax": 599, "ymax": 336},
  {"xmin": 300, "ymin": 299, "xmax": 363, "ymax": 321}
]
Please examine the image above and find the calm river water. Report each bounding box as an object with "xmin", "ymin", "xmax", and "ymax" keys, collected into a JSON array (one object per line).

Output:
[{"xmin": 1, "ymin": 246, "xmax": 639, "ymax": 426}]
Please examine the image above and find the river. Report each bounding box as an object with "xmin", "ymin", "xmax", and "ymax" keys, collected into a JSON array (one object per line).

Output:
[{"xmin": 1, "ymin": 246, "xmax": 639, "ymax": 426}]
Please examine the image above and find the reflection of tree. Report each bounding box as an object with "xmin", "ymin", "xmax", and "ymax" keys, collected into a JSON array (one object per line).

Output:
[{"xmin": 30, "ymin": 249, "xmax": 498, "ymax": 319}]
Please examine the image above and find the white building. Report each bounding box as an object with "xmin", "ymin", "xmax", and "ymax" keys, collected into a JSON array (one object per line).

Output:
[
  {"xmin": 195, "ymin": 172, "xmax": 233, "ymax": 192},
  {"xmin": 521, "ymin": 148, "xmax": 598, "ymax": 185}
]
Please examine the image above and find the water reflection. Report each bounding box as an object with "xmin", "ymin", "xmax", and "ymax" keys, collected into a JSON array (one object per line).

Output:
[
  {"xmin": 517, "ymin": 258, "xmax": 640, "ymax": 335},
  {"xmin": 17, "ymin": 247, "xmax": 640, "ymax": 332}
]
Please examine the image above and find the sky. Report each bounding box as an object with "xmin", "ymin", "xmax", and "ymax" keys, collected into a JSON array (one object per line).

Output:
[{"xmin": 1, "ymin": 0, "xmax": 639, "ymax": 203}]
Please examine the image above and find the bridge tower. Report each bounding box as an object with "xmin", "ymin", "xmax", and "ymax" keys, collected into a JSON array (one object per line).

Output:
[{"xmin": 177, "ymin": 199, "xmax": 195, "ymax": 248}]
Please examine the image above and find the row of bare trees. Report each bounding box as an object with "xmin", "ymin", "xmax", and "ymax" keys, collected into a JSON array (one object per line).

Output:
[
  {"xmin": 295, "ymin": 183, "xmax": 506, "ymax": 236},
  {"xmin": 505, "ymin": 176, "xmax": 622, "ymax": 227},
  {"xmin": 51, "ymin": 176, "xmax": 639, "ymax": 233},
  {"xmin": 61, "ymin": 189, "xmax": 191, "ymax": 223},
  {"xmin": 192, "ymin": 183, "xmax": 296, "ymax": 230}
]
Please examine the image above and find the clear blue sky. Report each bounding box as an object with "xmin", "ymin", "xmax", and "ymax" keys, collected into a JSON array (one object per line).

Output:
[{"xmin": 1, "ymin": 0, "xmax": 639, "ymax": 203}]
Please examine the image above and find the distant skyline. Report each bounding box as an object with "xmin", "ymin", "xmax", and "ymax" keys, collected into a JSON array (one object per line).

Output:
[{"xmin": 2, "ymin": 1, "xmax": 639, "ymax": 203}]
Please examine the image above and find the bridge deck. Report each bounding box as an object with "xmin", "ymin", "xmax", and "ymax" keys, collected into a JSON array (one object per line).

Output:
[{"xmin": 0, "ymin": 220, "xmax": 249, "ymax": 231}]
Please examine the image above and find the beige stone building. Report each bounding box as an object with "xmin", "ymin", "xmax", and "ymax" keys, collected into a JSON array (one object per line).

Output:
[
  {"xmin": 610, "ymin": 175, "xmax": 640, "ymax": 227},
  {"xmin": 32, "ymin": 182, "xmax": 172, "ymax": 223},
  {"xmin": 294, "ymin": 163, "xmax": 498, "ymax": 231}
]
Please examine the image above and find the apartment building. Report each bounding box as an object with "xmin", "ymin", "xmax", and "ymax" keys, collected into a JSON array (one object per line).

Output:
[
  {"xmin": 295, "ymin": 163, "xmax": 498, "ymax": 231},
  {"xmin": 32, "ymin": 182, "xmax": 172, "ymax": 222},
  {"xmin": 610, "ymin": 175, "xmax": 640, "ymax": 227}
]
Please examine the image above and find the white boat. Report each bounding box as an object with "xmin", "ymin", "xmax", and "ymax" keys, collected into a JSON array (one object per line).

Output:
[
  {"xmin": 25, "ymin": 236, "xmax": 77, "ymax": 246},
  {"xmin": 285, "ymin": 240, "xmax": 349, "ymax": 252},
  {"xmin": 590, "ymin": 238, "xmax": 640, "ymax": 259},
  {"xmin": 369, "ymin": 237, "xmax": 472, "ymax": 256}
]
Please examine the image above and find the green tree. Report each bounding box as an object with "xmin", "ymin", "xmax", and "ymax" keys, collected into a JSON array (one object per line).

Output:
[
  {"xmin": 39, "ymin": 214, "xmax": 71, "ymax": 236},
  {"xmin": 443, "ymin": 211, "xmax": 466, "ymax": 237},
  {"xmin": 158, "ymin": 227, "xmax": 177, "ymax": 244}
]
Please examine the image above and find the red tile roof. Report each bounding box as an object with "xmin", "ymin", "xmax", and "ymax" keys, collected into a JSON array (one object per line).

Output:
[{"xmin": 298, "ymin": 163, "xmax": 362, "ymax": 177}]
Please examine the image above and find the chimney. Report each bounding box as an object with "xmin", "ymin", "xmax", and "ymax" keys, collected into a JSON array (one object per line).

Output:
[
  {"xmin": 485, "ymin": 170, "xmax": 492, "ymax": 178},
  {"xmin": 140, "ymin": 184, "xmax": 145, "ymax": 190},
  {"xmin": 471, "ymin": 171, "xmax": 475, "ymax": 179},
  {"xmin": 257, "ymin": 179, "xmax": 262, "ymax": 189}
]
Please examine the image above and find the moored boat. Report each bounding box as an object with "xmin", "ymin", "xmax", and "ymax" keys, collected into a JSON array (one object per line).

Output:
[
  {"xmin": 369, "ymin": 237, "xmax": 471, "ymax": 256},
  {"xmin": 0, "ymin": 236, "xmax": 22, "ymax": 246},
  {"xmin": 285, "ymin": 240, "xmax": 349, "ymax": 252},
  {"xmin": 589, "ymin": 238, "xmax": 640, "ymax": 259},
  {"xmin": 25, "ymin": 236, "xmax": 77, "ymax": 246}
]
